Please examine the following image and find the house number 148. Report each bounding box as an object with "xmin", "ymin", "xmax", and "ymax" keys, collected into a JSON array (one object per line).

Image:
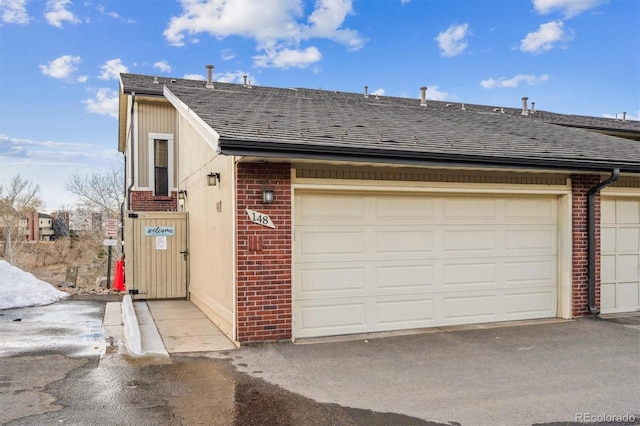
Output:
[{"xmin": 245, "ymin": 208, "xmax": 276, "ymax": 229}]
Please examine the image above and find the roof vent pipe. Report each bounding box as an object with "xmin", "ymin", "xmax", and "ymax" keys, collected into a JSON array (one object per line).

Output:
[
  {"xmin": 587, "ymin": 169, "xmax": 620, "ymax": 317},
  {"xmin": 364, "ymin": 86, "xmax": 369, "ymax": 98},
  {"xmin": 206, "ymin": 65, "xmax": 214, "ymax": 89},
  {"xmin": 623, "ymin": 112, "xmax": 627, "ymax": 122},
  {"xmin": 243, "ymin": 75, "xmax": 248, "ymax": 86},
  {"xmin": 521, "ymin": 97, "xmax": 529, "ymax": 115},
  {"xmin": 531, "ymin": 102, "xmax": 535, "ymax": 114},
  {"xmin": 153, "ymin": 76, "xmax": 159, "ymax": 85},
  {"xmin": 420, "ymin": 86, "xmax": 427, "ymax": 107}
]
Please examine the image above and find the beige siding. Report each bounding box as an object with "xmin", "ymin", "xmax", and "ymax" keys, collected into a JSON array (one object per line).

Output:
[
  {"xmin": 137, "ymin": 101, "xmax": 178, "ymax": 188},
  {"xmin": 176, "ymin": 112, "xmax": 236, "ymax": 339}
]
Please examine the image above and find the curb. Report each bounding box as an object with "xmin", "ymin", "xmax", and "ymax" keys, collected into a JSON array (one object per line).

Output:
[{"xmin": 122, "ymin": 294, "xmax": 142, "ymax": 355}]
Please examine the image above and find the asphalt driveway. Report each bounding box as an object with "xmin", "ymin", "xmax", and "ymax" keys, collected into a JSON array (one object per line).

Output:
[{"xmin": 218, "ymin": 316, "xmax": 640, "ymax": 426}]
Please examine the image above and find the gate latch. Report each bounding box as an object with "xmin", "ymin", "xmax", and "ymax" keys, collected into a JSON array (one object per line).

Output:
[{"xmin": 179, "ymin": 249, "xmax": 189, "ymax": 261}]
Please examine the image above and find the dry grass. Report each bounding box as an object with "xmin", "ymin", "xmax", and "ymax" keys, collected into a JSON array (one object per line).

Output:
[{"xmin": 9, "ymin": 236, "xmax": 115, "ymax": 289}]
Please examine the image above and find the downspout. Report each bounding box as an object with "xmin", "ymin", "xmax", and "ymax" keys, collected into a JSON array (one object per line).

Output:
[
  {"xmin": 126, "ymin": 92, "xmax": 136, "ymax": 210},
  {"xmin": 587, "ymin": 168, "xmax": 620, "ymax": 316}
]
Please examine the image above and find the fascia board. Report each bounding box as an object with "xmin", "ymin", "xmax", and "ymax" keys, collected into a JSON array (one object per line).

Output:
[{"xmin": 163, "ymin": 86, "xmax": 221, "ymax": 153}]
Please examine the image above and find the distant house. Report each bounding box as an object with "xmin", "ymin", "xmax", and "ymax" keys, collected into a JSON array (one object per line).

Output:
[
  {"xmin": 118, "ymin": 69, "xmax": 640, "ymax": 344},
  {"xmin": 25, "ymin": 212, "xmax": 55, "ymax": 241}
]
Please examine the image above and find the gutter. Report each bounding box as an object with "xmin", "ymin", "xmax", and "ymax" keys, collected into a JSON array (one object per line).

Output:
[
  {"xmin": 218, "ymin": 138, "xmax": 640, "ymax": 174},
  {"xmin": 587, "ymin": 168, "xmax": 620, "ymax": 317}
]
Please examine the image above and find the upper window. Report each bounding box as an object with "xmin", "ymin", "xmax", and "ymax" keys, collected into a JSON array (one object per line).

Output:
[
  {"xmin": 154, "ymin": 139, "xmax": 169, "ymax": 196},
  {"xmin": 148, "ymin": 133, "xmax": 174, "ymax": 196}
]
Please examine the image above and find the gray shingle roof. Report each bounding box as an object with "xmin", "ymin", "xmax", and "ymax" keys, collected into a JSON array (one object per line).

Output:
[{"xmin": 120, "ymin": 73, "xmax": 640, "ymax": 173}]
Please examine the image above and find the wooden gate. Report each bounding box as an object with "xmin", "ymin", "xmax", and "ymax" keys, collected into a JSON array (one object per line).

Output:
[{"xmin": 124, "ymin": 212, "xmax": 188, "ymax": 299}]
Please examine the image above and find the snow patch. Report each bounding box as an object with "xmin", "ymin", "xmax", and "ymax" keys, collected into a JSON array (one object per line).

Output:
[{"xmin": 0, "ymin": 260, "xmax": 69, "ymax": 310}]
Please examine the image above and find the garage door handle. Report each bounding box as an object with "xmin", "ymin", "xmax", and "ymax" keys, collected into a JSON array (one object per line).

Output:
[{"xmin": 180, "ymin": 249, "xmax": 189, "ymax": 260}]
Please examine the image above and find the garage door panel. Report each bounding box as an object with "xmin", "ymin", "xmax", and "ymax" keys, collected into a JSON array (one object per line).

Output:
[
  {"xmin": 296, "ymin": 194, "xmax": 366, "ymax": 222},
  {"xmin": 443, "ymin": 294, "xmax": 499, "ymax": 322},
  {"xmin": 444, "ymin": 198, "xmax": 496, "ymax": 218},
  {"xmin": 375, "ymin": 197, "xmax": 434, "ymax": 219},
  {"xmin": 617, "ymin": 255, "xmax": 639, "ymax": 281},
  {"xmin": 601, "ymin": 283, "xmax": 616, "ymax": 310},
  {"xmin": 504, "ymin": 289, "xmax": 556, "ymax": 316},
  {"xmin": 443, "ymin": 263, "xmax": 496, "ymax": 286},
  {"xmin": 375, "ymin": 230, "xmax": 433, "ymax": 254},
  {"xmin": 444, "ymin": 230, "xmax": 497, "ymax": 251},
  {"xmin": 297, "ymin": 301, "xmax": 366, "ymax": 335},
  {"xmin": 375, "ymin": 264, "xmax": 434, "ymax": 290},
  {"xmin": 616, "ymin": 200, "xmax": 640, "ymax": 223},
  {"xmin": 602, "ymin": 228, "xmax": 617, "ymax": 253},
  {"xmin": 298, "ymin": 230, "xmax": 364, "ymax": 256},
  {"xmin": 602, "ymin": 255, "xmax": 616, "ymax": 283},
  {"xmin": 298, "ymin": 266, "xmax": 366, "ymax": 296},
  {"xmin": 615, "ymin": 282, "xmax": 640, "ymax": 308},
  {"xmin": 617, "ymin": 228, "xmax": 639, "ymax": 252},
  {"xmin": 505, "ymin": 198, "xmax": 556, "ymax": 221},
  {"xmin": 505, "ymin": 228, "xmax": 556, "ymax": 251},
  {"xmin": 376, "ymin": 297, "xmax": 435, "ymax": 327},
  {"xmin": 504, "ymin": 259, "xmax": 555, "ymax": 284}
]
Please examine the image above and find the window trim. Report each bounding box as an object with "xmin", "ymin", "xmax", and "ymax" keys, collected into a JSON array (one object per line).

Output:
[{"xmin": 148, "ymin": 133, "xmax": 174, "ymax": 196}]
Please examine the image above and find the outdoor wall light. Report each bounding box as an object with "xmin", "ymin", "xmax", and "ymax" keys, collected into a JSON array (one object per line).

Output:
[
  {"xmin": 207, "ymin": 173, "xmax": 220, "ymax": 186},
  {"xmin": 262, "ymin": 188, "xmax": 275, "ymax": 204},
  {"xmin": 178, "ymin": 190, "xmax": 187, "ymax": 200}
]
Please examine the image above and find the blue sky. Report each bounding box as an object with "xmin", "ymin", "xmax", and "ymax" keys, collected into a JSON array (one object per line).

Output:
[{"xmin": 1, "ymin": 0, "xmax": 638, "ymax": 211}]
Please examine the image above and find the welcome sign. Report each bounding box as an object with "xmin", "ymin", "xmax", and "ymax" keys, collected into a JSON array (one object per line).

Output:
[{"xmin": 144, "ymin": 226, "xmax": 175, "ymax": 237}]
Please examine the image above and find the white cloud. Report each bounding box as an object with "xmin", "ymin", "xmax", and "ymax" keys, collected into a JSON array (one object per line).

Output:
[
  {"xmin": 603, "ymin": 111, "xmax": 640, "ymax": 121},
  {"xmin": 83, "ymin": 88, "xmax": 119, "ymax": 118},
  {"xmin": 98, "ymin": 59, "xmax": 128, "ymax": 80},
  {"xmin": 164, "ymin": 0, "xmax": 363, "ymax": 69},
  {"xmin": 221, "ymin": 48, "xmax": 236, "ymax": 60},
  {"xmin": 215, "ymin": 71, "xmax": 258, "ymax": 85},
  {"xmin": 533, "ymin": 0, "xmax": 606, "ymax": 18},
  {"xmin": 435, "ymin": 23, "xmax": 470, "ymax": 57},
  {"xmin": 520, "ymin": 21, "xmax": 573, "ymax": 53},
  {"xmin": 254, "ymin": 46, "xmax": 322, "ymax": 69},
  {"xmin": 95, "ymin": 4, "xmax": 134, "ymax": 22},
  {"xmin": 371, "ymin": 88, "xmax": 385, "ymax": 96},
  {"xmin": 1, "ymin": 0, "xmax": 29, "ymax": 24},
  {"xmin": 153, "ymin": 60, "xmax": 172, "ymax": 73},
  {"xmin": 182, "ymin": 74, "xmax": 205, "ymax": 80},
  {"xmin": 302, "ymin": 0, "xmax": 364, "ymax": 50},
  {"xmin": 425, "ymin": 86, "xmax": 450, "ymax": 101},
  {"xmin": 480, "ymin": 74, "xmax": 551, "ymax": 89},
  {"xmin": 40, "ymin": 55, "xmax": 87, "ymax": 81},
  {"xmin": 45, "ymin": 0, "xmax": 80, "ymax": 28}
]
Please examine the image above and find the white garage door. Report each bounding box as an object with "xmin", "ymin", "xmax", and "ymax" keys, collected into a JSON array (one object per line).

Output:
[
  {"xmin": 293, "ymin": 191, "xmax": 558, "ymax": 338},
  {"xmin": 602, "ymin": 197, "xmax": 640, "ymax": 314}
]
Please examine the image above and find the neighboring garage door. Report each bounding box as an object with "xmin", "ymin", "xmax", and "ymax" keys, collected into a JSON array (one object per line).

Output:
[
  {"xmin": 293, "ymin": 191, "xmax": 558, "ymax": 338},
  {"xmin": 601, "ymin": 197, "xmax": 640, "ymax": 314}
]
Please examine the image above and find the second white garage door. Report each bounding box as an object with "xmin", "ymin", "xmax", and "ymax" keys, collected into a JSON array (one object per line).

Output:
[
  {"xmin": 293, "ymin": 191, "xmax": 558, "ymax": 338},
  {"xmin": 602, "ymin": 197, "xmax": 640, "ymax": 314}
]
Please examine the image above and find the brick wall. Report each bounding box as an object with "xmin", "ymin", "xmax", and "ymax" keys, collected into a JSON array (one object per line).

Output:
[
  {"xmin": 571, "ymin": 175, "xmax": 602, "ymax": 316},
  {"xmin": 236, "ymin": 163, "xmax": 292, "ymax": 343},
  {"xmin": 130, "ymin": 191, "xmax": 177, "ymax": 212}
]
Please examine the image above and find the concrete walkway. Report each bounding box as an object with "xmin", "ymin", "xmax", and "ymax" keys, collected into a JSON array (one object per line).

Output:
[
  {"xmin": 146, "ymin": 300, "xmax": 237, "ymax": 353},
  {"xmin": 103, "ymin": 296, "xmax": 236, "ymax": 359}
]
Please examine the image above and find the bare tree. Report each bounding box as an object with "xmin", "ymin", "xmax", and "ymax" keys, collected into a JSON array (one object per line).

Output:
[
  {"xmin": 0, "ymin": 174, "xmax": 43, "ymax": 265},
  {"xmin": 66, "ymin": 163, "xmax": 123, "ymax": 218},
  {"xmin": 66, "ymin": 163, "xmax": 124, "ymax": 274}
]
